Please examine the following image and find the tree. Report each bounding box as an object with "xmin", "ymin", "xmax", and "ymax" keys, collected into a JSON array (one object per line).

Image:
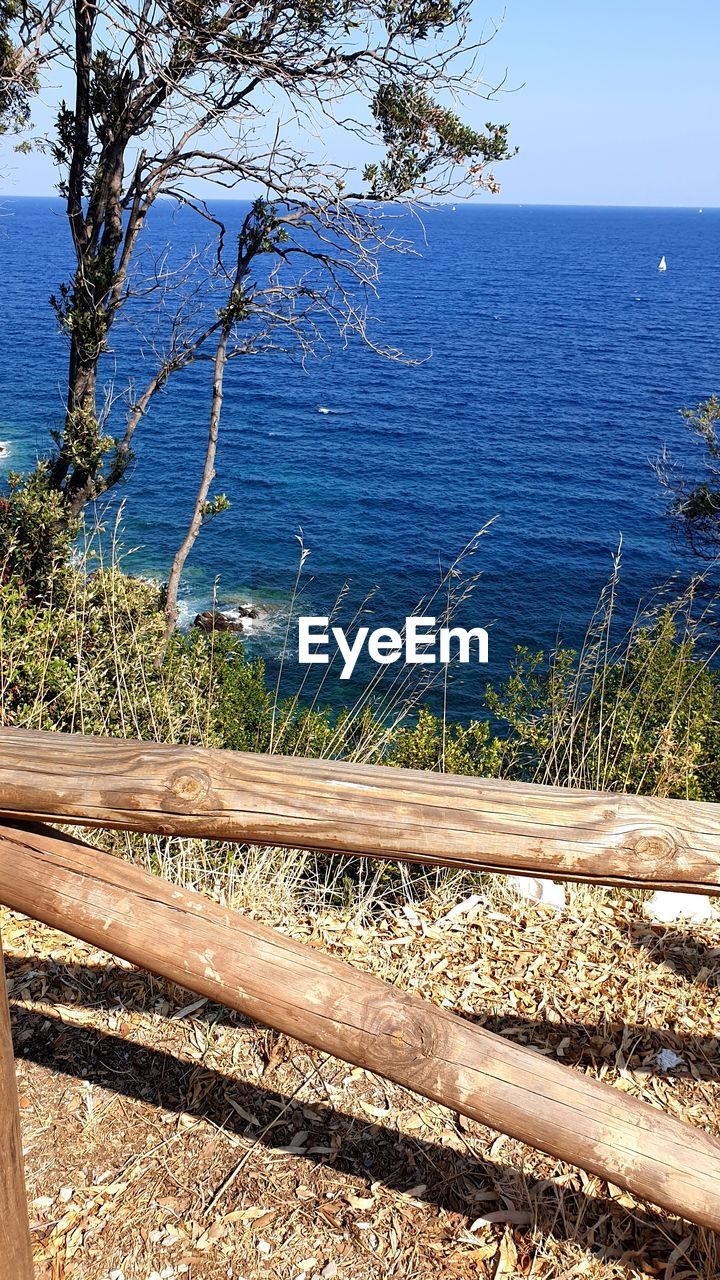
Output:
[
  {"xmin": 0, "ymin": 0, "xmax": 57, "ymax": 136},
  {"xmin": 1, "ymin": 0, "xmax": 513, "ymax": 623},
  {"xmin": 657, "ymin": 396, "xmax": 720, "ymax": 559}
]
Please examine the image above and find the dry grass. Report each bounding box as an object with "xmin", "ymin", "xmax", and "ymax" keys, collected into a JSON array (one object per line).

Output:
[{"xmin": 4, "ymin": 871, "xmax": 720, "ymax": 1280}]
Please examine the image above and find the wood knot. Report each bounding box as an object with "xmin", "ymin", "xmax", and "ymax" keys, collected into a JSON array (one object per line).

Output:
[
  {"xmin": 367, "ymin": 999, "xmax": 439, "ymax": 1072},
  {"xmin": 168, "ymin": 769, "xmax": 210, "ymax": 806},
  {"xmin": 633, "ymin": 834, "xmax": 675, "ymax": 860}
]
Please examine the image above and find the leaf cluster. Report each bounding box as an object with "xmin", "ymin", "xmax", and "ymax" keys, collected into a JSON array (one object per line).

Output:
[
  {"xmin": 0, "ymin": 464, "xmax": 79, "ymax": 597},
  {"xmin": 367, "ymin": 81, "xmax": 511, "ymax": 197},
  {"xmin": 659, "ymin": 396, "xmax": 720, "ymax": 559}
]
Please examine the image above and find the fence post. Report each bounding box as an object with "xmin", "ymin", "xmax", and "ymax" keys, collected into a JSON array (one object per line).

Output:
[{"xmin": 0, "ymin": 931, "xmax": 34, "ymax": 1279}]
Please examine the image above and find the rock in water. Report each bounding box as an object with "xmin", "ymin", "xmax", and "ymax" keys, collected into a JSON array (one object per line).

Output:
[{"xmin": 194, "ymin": 609, "xmax": 245, "ymax": 632}]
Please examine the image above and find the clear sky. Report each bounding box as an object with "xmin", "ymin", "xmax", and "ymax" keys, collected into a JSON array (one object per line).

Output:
[
  {"xmin": 1, "ymin": 0, "xmax": 718, "ymax": 206},
  {"xmin": 486, "ymin": 0, "xmax": 720, "ymax": 206}
]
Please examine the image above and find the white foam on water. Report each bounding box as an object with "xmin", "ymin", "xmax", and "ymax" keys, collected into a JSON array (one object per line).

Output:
[
  {"xmin": 177, "ymin": 598, "xmax": 197, "ymax": 629},
  {"xmin": 221, "ymin": 606, "xmax": 255, "ymax": 634}
]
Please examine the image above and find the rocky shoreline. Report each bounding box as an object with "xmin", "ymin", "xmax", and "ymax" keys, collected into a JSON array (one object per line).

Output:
[
  {"xmin": 194, "ymin": 604, "xmax": 261, "ymax": 634},
  {"xmin": 131, "ymin": 573, "xmax": 280, "ymax": 638}
]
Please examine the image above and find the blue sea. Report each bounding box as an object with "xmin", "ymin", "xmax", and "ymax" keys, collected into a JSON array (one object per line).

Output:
[{"xmin": 1, "ymin": 199, "xmax": 718, "ymax": 720}]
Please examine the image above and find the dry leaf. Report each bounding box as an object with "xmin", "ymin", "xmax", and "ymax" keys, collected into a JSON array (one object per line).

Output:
[{"xmin": 345, "ymin": 1193, "xmax": 376, "ymax": 1211}]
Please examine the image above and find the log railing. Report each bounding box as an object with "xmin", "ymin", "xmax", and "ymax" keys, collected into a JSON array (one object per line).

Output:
[
  {"xmin": 1, "ymin": 727, "xmax": 720, "ymax": 1277},
  {"xmin": 1, "ymin": 727, "xmax": 720, "ymax": 893}
]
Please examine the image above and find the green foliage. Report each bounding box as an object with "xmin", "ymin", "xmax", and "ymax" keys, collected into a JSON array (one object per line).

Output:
[
  {"xmin": 50, "ymin": 249, "xmax": 115, "ymax": 353},
  {"xmin": 0, "ymin": 1, "xmax": 35, "ymax": 134},
  {"xmin": 0, "ymin": 465, "xmax": 79, "ymax": 596},
  {"xmin": 681, "ymin": 394, "xmax": 720, "ymax": 458},
  {"xmin": 294, "ymin": 0, "xmax": 341, "ymax": 36},
  {"xmin": 49, "ymin": 102, "xmax": 78, "ymax": 191},
  {"xmin": 367, "ymin": 82, "xmax": 512, "ymax": 197},
  {"xmin": 0, "ymin": 556, "xmax": 380, "ymax": 764},
  {"xmin": 388, "ymin": 704, "xmax": 504, "ymax": 775},
  {"xmin": 53, "ymin": 403, "xmax": 115, "ymax": 481},
  {"xmin": 212, "ymin": 655, "xmax": 384, "ymax": 761},
  {"xmin": 204, "ymin": 637, "xmax": 276, "ymax": 752},
  {"xmin": 485, "ymin": 645, "xmax": 577, "ymax": 778},
  {"xmin": 245, "ymin": 198, "xmax": 289, "ymax": 256},
  {"xmin": 201, "ymin": 493, "xmax": 231, "ymax": 522},
  {"xmin": 0, "ymin": 564, "xmax": 257, "ymax": 744},
  {"xmin": 383, "ymin": 0, "xmax": 462, "ymax": 39},
  {"xmin": 216, "ymin": 290, "xmax": 250, "ymax": 328},
  {"xmin": 488, "ymin": 612, "xmax": 720, "ymax": 801},
  {"xmin": 659, "ymin": 395, "xmax": 720, "ymax": 558},
  {"xmin": 90, "ymin": 51, "xmax": 134, "ymax": 146}
]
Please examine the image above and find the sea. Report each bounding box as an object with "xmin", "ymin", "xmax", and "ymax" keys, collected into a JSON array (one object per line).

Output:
[{"xmin": 1, "ymin": 198, "xmax": 718, "ymax": 721}]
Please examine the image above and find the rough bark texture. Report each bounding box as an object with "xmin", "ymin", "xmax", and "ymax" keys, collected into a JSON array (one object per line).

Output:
[
  {"xmin": 0, "ymin": 933, "xmax": 34, "ymax": 1279},
  {"xmin": 0, "ymin": 727, "xmax": 719, "ymax": 894}
]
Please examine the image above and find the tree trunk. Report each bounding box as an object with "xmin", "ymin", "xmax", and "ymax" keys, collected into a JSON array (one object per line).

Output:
[
  {"xmin": 49, "ymin": 0, "xmax": 95, "ymax": 494},
  {"xmin": 162, "ymin": 325, "xmax": 229, "ymax": 651},
  {"xmin": 65, "ymin": 0, "xmax": 93, "ymax": 254},
  {"xmin": 50, "ymin": 349, "xmax": 99, "ymax": 497}
]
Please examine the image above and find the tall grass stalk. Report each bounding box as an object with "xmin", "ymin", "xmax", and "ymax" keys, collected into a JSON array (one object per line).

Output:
[{"xmin": 4, "ymin": 514, "xmax": 719, "ymax": 923}]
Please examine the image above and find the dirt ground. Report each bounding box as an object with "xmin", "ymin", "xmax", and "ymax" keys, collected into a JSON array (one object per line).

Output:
[{"xmin": 3, "ymin": 881, "xmax": 720, "ymax": 1280}]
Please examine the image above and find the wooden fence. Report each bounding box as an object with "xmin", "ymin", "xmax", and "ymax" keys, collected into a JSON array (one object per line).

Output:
[{"xmin": 1, "ymin": 726, "xmax": 720, "ymax": 1276}]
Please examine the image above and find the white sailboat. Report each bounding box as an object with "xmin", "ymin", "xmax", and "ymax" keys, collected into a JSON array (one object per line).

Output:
[{"xmin": 658, "ymin": 255, "xmax": 667, "ymax": 272}]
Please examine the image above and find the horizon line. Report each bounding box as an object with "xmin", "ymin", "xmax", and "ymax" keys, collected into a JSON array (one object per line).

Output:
[{"xmin": 0, "ymin": 192, "xmax": 717, "ymax": 212}]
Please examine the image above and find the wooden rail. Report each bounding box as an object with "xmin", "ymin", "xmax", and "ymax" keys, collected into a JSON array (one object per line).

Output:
[
  {"xmin": 1, "ymin": 725, "xmax": 720, "ymax": 1274},
  {"xmin": 0, "ymin": 932, "xmax": 34, "ymax": 1278},
  {"xmin": 1, "ymin": 726, "xmax": 720, "ymax": 892},
  {"xmin": 2, "ymin": 819, "xmax": 720, "ymax": 1236}
]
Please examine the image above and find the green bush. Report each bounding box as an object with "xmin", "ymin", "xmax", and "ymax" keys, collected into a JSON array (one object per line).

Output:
[
  {"xmin": 0, "ymin": 464, "xmax": 79, "ymax": 598},
  {"xmin": 0, "ymin": 565, "xmax": 250, "ymax": 744},
  {"xmin": 487, "ymin": 610, "xmax": 720, "ymax": 800},
  {"xmin": 388, "ymin": 704, "xmax": 504, "ymax": 776},
  {"xmin": 0, "ymin": 561, "xmax": 373, "ymax": 762}
]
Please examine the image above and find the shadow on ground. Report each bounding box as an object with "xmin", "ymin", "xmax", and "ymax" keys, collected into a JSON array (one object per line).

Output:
[
  {"xmin": 7, "ymin": 950, "xmax": 719, "ymax": 1079},
  {"xmin": 7, "ymin": 952, "xmax": 720, "ymax": 1277}
]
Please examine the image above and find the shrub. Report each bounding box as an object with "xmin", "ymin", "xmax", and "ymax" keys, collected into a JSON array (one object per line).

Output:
[
  {"xmin": 487, "ymin": 607, "xmax": 720, "ymax": 801},
  {"xmin": 0, "ymin": 465, "xmax": 79, "ymax": 598},
  {"xmin": 388, "ymin": 704, "xmax": 504, "ymax": 776}
]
